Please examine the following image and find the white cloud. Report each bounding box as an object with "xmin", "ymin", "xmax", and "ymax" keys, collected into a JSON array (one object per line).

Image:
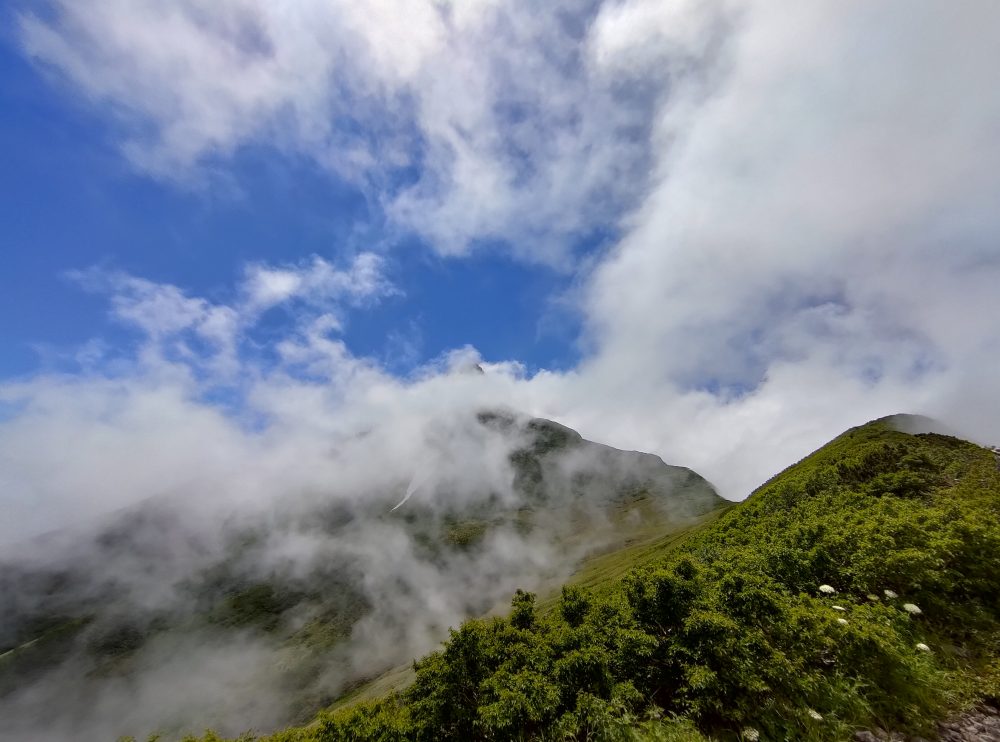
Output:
[
  {"xmin": 242, "ymin": 252, "xmax": 396, "ymax": 313},
  {"xmin": 63, "ymin": 253, "xmax": 394, "ymax": 381},
  {"xmin": 243, "ymin": 267, "xmax": 301, "ymax": 311},
  {"xmin": 68, "ymin": 267, "xmax": 243, "ymax": 375},
  {"xmin": 19, "ymin": 0, "xmax": 706, "ymax": 263},
  {"xmin": 533, "ymin": 0, "xmax": 1000, "ymax": 494},
  {"xmin": 588, "ymin": 0, "xmax": 728, "ymax": 76}
]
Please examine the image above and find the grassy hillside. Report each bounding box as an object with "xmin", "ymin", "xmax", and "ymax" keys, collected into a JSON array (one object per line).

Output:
[{"xmin": 178, "ymin": 417, "xmax": 1000, "ymax": 741}]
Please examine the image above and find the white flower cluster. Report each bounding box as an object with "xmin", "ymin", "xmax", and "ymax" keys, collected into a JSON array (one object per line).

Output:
[
  {"xmin": 903, "ymin": 603, "xmax": 922, "ymax": 615},
  {"xmin": 819, "ymin": 584, "xmax": 836, "ymax": 594}
]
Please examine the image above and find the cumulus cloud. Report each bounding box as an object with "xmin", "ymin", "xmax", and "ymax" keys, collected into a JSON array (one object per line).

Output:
[
  {"xmin": 542, "ymin": 0, "xmax": 1000, "ymax": 493},
  {"xmin": 243, "ymin": 253, "xmax": 396, "ymax": 314}
]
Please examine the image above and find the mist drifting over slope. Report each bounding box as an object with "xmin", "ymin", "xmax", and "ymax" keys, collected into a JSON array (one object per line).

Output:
[{"xmin": 0, "ymin": 381, "xmax": 718, "ymax": 740}]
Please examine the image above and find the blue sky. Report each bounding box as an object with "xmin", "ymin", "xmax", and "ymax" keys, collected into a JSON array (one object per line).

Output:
[
  {"xmin": 2, "ymin": 0, "xmax": 1000, "ymax": 538},
  {"xmin": 0, "ymin": 29, "xmax": 589, "ymax": 382}
]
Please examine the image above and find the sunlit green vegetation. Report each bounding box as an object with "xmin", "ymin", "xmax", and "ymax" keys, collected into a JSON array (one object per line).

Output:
[{"xmin": 160, "ymin": 419, "xmax": 1000, "ymax": 740}]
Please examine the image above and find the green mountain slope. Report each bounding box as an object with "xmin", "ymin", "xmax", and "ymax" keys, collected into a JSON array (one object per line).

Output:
[{"xmin": 199, "ymin": 416, "xmax": 1000, "ymax": 742}]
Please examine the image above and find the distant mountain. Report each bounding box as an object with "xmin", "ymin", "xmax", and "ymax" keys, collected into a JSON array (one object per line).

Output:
[
  {"xmin": 0, "ymin": 411, "xmax": 723, "ymax": 741},
  {"xmin": 481, "ymin": 411, "xmax": 718, "ymax": 512}
]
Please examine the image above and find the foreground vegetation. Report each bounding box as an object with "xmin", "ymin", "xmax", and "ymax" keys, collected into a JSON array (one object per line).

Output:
[{"xmin": 175, "ymin": 418, "xmax": 1000, "ymax": 741}]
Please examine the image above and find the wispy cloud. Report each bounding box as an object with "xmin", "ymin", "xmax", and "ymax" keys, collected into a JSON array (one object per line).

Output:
[
  {"xmin": 242, "ymin": 253, "xmax": 397, "ymax": 314},
  {"xmin": 63, "ymin": 252, "xmax": 396, "ymax": 379},
  {"xmin": 18, "ymin": 0, "xmax": 712, "ymax": 263}
]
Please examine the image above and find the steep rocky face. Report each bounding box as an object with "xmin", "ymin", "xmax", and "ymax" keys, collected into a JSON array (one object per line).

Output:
[
  {"xmin": 855, "ymin": 704, "xmax": 1000, "ymax": 742},
  {"xmin": 492, "ymin": 413, "xmax": 721, "ymax": 515}
]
